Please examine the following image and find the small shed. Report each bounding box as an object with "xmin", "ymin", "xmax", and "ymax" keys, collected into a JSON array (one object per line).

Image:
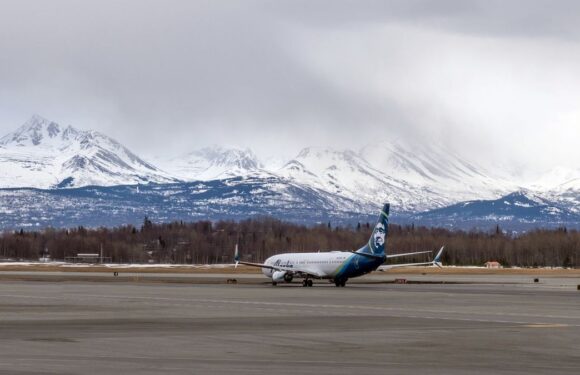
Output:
[{"xmin": 484, "ymin": 261, "xmax": 502, "ymax": 269}]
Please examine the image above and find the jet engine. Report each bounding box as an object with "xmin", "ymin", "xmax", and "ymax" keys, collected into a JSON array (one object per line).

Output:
[
  {"xmin": 272, "ymin": 271, "xmax": 293, "ymax": 283},
  {"xmin": 283, "ymin": 273, "xmax": 293, "ymax": 283},
  {"xmin": 272, "ymin": 271, "xmax": 286, "ymax": 282}
]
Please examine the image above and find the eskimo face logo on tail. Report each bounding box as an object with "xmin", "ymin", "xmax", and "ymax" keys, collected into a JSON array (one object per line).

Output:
[{"xmin": 372, "ymin": 222, "xmax": 386, "ymax": 252}]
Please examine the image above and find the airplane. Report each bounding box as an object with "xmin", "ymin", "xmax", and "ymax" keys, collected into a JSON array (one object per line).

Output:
[{"xmin": 234, "ymin": 203, "xmax": 444, "ymax": 287}]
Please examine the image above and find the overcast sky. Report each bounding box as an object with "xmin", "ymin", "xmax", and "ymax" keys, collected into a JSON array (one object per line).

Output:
[{"xmin": 1, "ymin": 0, "xmax": 579, "ymax": 173}]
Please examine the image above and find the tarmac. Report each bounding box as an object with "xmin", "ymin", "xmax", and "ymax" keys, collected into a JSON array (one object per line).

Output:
[{"xmin": 0, "ymin": 272, "xmax": 579, "ymax": 374}]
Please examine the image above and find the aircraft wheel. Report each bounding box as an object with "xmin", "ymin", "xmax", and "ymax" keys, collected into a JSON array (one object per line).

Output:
[
  {"xmin": 272, "ymin": 281, "xmax": 277, "ymax": 286},
  {"xmin": 307, "ymin": 280, "xmax": 313, "ymax": 287},
  {"xmin": 335, "ymin": 281, "xmax": 340, "ymax": 287},
  {"xmin": 340, "ymin": 280, "xmax": 347, "ymax": 287},
  {"xmin": 302, "ymin": 280, "xmax": 308, "ymax": 287}
]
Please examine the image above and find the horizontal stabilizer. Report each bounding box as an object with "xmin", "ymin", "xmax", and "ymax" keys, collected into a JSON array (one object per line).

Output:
[
  {"xmin": 386, "ymin": 250, "xmax": 432, "ymax": 259},
  {"xmin": 377, "ymin": 245, "xmax": 445, "ymax": 271}
]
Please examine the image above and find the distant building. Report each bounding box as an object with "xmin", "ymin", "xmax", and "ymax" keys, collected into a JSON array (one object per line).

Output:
[{"xmin": 484, "ymin": 261, "xmax": 502, "ymax": 269}]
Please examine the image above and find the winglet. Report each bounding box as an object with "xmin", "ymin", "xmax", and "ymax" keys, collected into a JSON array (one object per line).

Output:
[
  {"xmin": 234, "ymin": 244, "xmax": 240, "ymax": 268},
  {"xmin": 433, "ymin": 246, "xmax": 444, "ymax": 268}
]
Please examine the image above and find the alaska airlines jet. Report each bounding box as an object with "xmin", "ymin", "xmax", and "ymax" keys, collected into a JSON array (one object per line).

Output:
[{"xmin": 234, "ymin": 203, "xmax": 444, "ymax": 287}]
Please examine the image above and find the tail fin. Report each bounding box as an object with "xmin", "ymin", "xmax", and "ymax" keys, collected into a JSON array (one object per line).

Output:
[
  {"xmin": 234, "ymin": 244, "xmax": 240, "ymax": 268},
  {"xmin": 433, "ymin": 246, "xmax": 444, "ymax": 268},
  {"xmin": 357, "ymin": 203, "xmax": 389, "ymax": 256}
]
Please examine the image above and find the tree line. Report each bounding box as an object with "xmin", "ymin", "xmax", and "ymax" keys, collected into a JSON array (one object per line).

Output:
[{"xmin": 1, "ymin": 217, "xmax": 578, "ymax": 267}]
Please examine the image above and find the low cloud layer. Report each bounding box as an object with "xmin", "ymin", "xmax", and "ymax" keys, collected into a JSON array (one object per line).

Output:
[{"xmin": 1, "ymin": 0, "xmax": 579, "ymax": 173}]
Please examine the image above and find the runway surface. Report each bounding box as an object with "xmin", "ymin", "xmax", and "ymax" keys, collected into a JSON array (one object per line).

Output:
[{"xmin": 0, "ymin": 275, "xmax": 579, "ymax": 374}]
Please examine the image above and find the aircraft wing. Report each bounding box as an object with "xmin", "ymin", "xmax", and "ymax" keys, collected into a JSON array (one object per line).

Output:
[
  {"xmin": 236, "ymin": 260, "xmax": 324, "ymax": 278},
  {"xmin": 234, "ymin": 245, "xmax": 290, "ymax": 271},
  {"xmin": 234, "ymin": 245, "xmax": 324, "ymax": 278},
  {"xmin": 235, "ymin": 260, "xmax": 277, "ymax": 270}
]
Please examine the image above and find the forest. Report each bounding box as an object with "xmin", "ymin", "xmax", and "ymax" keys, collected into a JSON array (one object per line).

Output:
[{"xmin": 1, "ymin": 217, "xmax": 578, "ymax": 268}]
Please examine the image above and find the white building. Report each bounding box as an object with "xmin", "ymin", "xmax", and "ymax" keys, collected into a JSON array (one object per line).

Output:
[{"xmin": 484, "ymin": 261, "xmax": 502, "ymax": 269}]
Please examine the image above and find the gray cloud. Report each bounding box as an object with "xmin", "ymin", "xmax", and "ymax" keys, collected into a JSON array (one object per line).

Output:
[
  {"xmin": 1, "ymin": 0, "xmax": 579, "ymax": 173},
  {"xmin": 271, "ymin": 0, "xmax": 580, "ymax": 41}
]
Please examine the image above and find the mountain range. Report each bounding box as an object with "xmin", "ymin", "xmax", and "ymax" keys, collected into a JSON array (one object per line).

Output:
[
  {"xmin": 0, "ymin": 115, "xmax": 176, "ymax": 188},
  {"xmin": 1, "ymin": 115, "xmax": 579, "ymax": 230}
]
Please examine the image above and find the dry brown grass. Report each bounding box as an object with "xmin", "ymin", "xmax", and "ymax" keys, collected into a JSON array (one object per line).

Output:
[
  {"xmin": 386, "ymin": 267, "xmax": 580, "ymax": 276},
  {"xmin": 0, "ymin": 263, "xmax": 579, "ymax": 276},
  {"xmin": 0, "ymin": 264, "xmax": 257, "ymax": 274}
]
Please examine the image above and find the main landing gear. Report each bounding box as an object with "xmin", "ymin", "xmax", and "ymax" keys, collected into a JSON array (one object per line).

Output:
[
  {"xmin": 272, "ymin": 280, "xmax": 313, "ymax": 287},
  {"xmin": 272, "ymin": 279, "xmax": 314, "ymax": 287},
  {"xmin": 334, "ymin": 279, "xmax": 347, "ymax": 287}
]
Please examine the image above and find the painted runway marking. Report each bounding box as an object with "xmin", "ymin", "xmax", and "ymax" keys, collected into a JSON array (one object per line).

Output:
[
  {"xmin": 72, "ymin": 293, "xmax": 580, "ymax": 321},
  {"xmin": 2, "ymin": 292, "xmax": 580, "ymax": 327},
  {"xmin": 523, "ymin": 323, "xmax": 569, "ymax": 328}
]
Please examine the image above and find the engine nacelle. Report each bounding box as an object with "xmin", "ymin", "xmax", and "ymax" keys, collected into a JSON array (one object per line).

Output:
[
  {"xmin": 283, "ymin": 273, "xmax": 293, "ymax": 283},
  {"xmin": 272, "ymin": 271, "xmax": 286, "ymax": 282},
  {"xmin": 272, "ymin": 271, "xmax": 293, "ymax": 283}
]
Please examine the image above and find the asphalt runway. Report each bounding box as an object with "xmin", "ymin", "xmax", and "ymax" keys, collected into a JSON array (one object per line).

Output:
[{"xmin": 0, "ymin": 275, "xmax": 579, "ymax": 374}]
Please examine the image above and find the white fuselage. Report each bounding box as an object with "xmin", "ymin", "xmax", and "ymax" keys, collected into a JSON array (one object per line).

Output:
[{"xmin": 261, "ymin": 251, "xmax": 378, "ymax": 280}]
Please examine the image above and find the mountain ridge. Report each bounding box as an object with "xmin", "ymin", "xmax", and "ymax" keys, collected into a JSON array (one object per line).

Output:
[
  {"xmin": 1, "ymin": 115, "xmax": 579, "ymax": 229},
  {"xmin": 0, "ymin": 115, "xmax": 177, "ymax": 188}
]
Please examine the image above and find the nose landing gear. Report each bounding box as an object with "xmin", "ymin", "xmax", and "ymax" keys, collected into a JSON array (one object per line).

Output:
[
  {"xmin": 302, "ymin": 279, "xmax": 313, "ymax": 287},
  {"xmin": 334, "ymin": 279, "xmax": 347, "ymax": 287}
]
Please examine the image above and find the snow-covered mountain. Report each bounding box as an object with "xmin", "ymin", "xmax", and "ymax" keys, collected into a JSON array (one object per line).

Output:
[
  {"xmin": 0, "ymin": 115, "xmax": 177, "ymax": 188},
  {"xmin": 360, "ymin": 139, "xmax": 518, "ymax": 203},
  {"xmin": 410, "ymin": 190, "xmax": 580, "ymax": 230},
  {"xmin": 528, "ymin": 166, "xmax": 580, "ymax": 191},
  {"xmin": 153, "ymin": 145, "xmax": 270, "ymax": 181},
  {"xmin": 514, "ymin": 167, "xmax": 580, "ymax": 216},
  {"xmin": 276, "ymin": 147, "xmax": 444, "ymax": 212},
  {"xmin": 1, "ymin": 115, "xmax": 579, "ymax": 230},
  {"xmin": 0, "ymin": 177, "xmax": 375, "ymax": 229},
  {"xmin": 272, "ymin": 140, "xmax": 522, "ymax": 212},
  {"xmin": 535, "ymin": 174, "xmax": 580, "ymax": 216}
]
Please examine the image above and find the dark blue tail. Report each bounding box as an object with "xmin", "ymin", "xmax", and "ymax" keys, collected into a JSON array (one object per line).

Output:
[{"xmin": 357, "ymin": 203, "xmax": 389, "ymax": 256}]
